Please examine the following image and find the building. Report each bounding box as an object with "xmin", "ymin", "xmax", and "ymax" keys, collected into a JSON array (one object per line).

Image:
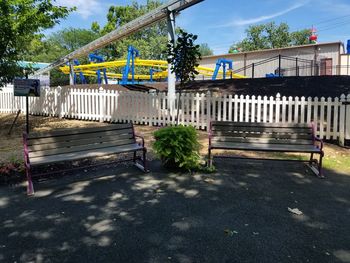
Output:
[
  {"xmin": 199, "ymin": 41, "xmax": 347, "ymax": 79},
  {"xmin": 18, "ymin": 61, "xmax": 50, "ymax": 86}
]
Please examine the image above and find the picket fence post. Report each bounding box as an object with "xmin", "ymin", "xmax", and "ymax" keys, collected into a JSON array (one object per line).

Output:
[
  {"xmin": 339, "ymin": 94, "xmax": 346, "ymax": 146},
  {"xmin": 345, "ymin": 94, "xmax": 350, "ymax": 142},
  {"xmin": 99, "ymin": 87, "xmax": 105, "ymax": 122}
]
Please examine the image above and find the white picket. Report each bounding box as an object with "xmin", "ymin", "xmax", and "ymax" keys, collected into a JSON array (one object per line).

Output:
[
  {"xmin": 245, "ymin": 95, "xmax": 250, "ymax": 122},
  {"xmin": 346, "ymin": 94, "xmax": 350, "ymax": 140},
  {"xmin": 257, "ymin": 96, "xmax": 262, "ymax": 122},
  {"xmin": 0, "ymin": 85, "xmax": 349, "ymax": 143}
]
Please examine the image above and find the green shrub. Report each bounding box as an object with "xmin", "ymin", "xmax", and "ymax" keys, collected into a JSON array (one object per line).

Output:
[{"xmin": 153, "ymin": 125, "xmax": 201, "ymax": 171}]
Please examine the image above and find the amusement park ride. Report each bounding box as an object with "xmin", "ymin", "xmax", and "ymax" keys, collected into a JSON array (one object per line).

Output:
[{"xmin": 59, "ymin": 45, "xmax": 245, "ymax": 85}]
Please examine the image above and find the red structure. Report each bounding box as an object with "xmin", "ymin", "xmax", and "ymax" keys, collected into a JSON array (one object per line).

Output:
[{"xmin": 309, "ymin": 27, "xmax": 318, "ymax": 44}]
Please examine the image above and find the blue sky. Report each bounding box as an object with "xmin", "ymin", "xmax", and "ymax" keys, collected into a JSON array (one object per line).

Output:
[{"xmin": 52, "ymin": 0, "xmax": 350, "ymax": 55}]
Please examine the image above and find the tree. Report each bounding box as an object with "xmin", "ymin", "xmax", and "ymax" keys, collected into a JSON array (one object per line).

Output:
[
  {"xmin": 91, "ymin": 1, "xmax": 168, "ymax": 61},
  {"xmin": 0, "ymin": 0, "xmax": 73, "ymax": 87},
  {"xmin": 23, "ymin": 28, "xmax": 99, "ymax": 86},
  {"xmin": 167, "ymin": 29, "xmax": 201, "ymax": 123},
  {"xmin": 199, "ymin": 43, "xmax": 213, "ymax": 56},
  {"xmin": 229, "ymin": 22, "xmax": 312, "ymax": 52},
  {"xmin": 290, "ymin": 29, "xmax": 312, "ymax": 46},
  {"xmin": 265, "ymin": 22, "xmax": 290, "ymax": 49}
]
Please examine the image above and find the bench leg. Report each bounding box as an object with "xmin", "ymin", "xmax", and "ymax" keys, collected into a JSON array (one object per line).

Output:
[
  {"xmin": 309, "ymin": 153, "xmax": 314, "ymax": 165},
  {"xmin": 133, "ymin": 151, "xmax": 137, "ymax": 163},
  {"xmin": 25, "ymin": 166, "xmax": 35, "ymax": 196},
  {"xmin": 307, "ymin": 152, "xmax": 325, "ymax": 178},
  {"xmin": 318, "ymin": 151, "xmax": 325, "ymax": 178},
  {"xmin": 208, "ymin": 148, "xmax": 212, "ymax": 167},
  {"xmin": 134, "ymin": 149, "xmax": 149, "ymax": 173},
  {"xmin": 143, "ymin": 148, "xmax": 148, "ymax": 172}
]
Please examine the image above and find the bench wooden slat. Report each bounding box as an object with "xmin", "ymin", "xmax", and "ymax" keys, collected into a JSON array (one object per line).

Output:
[
  {"xmin": 28, "ymin": 123, "xmax": 133, "ymax": 139},
  {"xmin": 212, "ymin": 131, "xmax": 312, "ymax": 140},
  {"xmin": 28, "ymin": 128, "xmax": 134, "ymax": 145},
  {"xmin": 29, "ymin": 138, "xmax": 136, "ymax": 158},
  {"xmin": 30, "ymin": 144, "xmax": 143, "ymax": 165},
  {"xmin": 211, "ymin": 137, "xmax": 313, "ymax": 145},
  {"xmin": 211, "ymin": 126, "xmax": 311, "ymax": 133},
  {"xmin": 211, "ymin": 121, "xmax": 310, "ymax": 128},
  {"xmin": 211, "ymin": 142, "xmax": 320, "ymax": 153},
  {"xmin": 28, "ymin": 134, "xmax": 135, "ymax": 151}
]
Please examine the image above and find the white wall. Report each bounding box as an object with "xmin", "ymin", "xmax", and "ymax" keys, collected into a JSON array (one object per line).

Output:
[{"xmin": 200, "ymin": 43, "xmax": 342, "ymax": 78}]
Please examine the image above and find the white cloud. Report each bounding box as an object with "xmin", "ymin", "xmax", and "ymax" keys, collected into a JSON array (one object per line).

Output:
[
  {"xmin": 214, "ymin": 2, "xmax": 308, "ymax": 28},
  {"xmin": 55, "ymin": 0, "xmax": 102, "ymax": 19}
]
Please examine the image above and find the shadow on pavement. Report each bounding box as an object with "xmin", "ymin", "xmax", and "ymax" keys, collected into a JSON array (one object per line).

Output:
[{"xmin": 0, "ymin": 159, "xmax": 349, "ymax": 263}]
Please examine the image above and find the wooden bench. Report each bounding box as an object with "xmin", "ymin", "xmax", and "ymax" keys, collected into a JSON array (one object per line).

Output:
[
  {"xmin": 208, "ymin": 121, "xmax": 324, "ymax": 177},
  {"xmin": 23, "ymin": 123, "xmax": 148, "ymax": 195}
]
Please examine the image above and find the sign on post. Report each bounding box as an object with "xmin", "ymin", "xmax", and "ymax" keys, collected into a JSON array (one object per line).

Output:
[{"xmin": 14, "ymin": 79, "xmax": 40, "ymax": 97}]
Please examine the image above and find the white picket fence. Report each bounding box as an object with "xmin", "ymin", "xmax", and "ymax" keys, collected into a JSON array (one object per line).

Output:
[{"xmin": 1, "ymin": 85, "xmax": 350, "ymax": 144}]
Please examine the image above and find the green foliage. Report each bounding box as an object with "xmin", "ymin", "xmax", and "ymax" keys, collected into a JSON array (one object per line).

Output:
[
  {"xmin": 229, "ymin": 22, "xmax": 312, "ymax": 52},
  {"xmin": 153, "ymin": 125, "xmax": 201, "ymax": 171},
  {"xmin": 0, "ymin": 0, "xmax": 74, "ymax": 87},
  {"xmin": 199, "ymin": 43, "xmax": 214, "ymax": 56},
  {"xmin": 290, "ymin": 29, "xmax": 312, "ymax": 46},
  {"xmin": 92, "ymin": 0, "xmax": 168, "ymax": 61},
  {"xmin": 23, "ymin": 28, "xmax": 99, "ymax": 85},
  {"xmin": 167, "ymin": 29, "xmax": 202, "ymax": 87}
]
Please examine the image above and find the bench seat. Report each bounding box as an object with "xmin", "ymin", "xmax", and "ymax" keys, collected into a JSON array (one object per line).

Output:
[
  {"xmin": 30, "ymin": 144, "xmax": 144, "ymax": 165},
  {"xmin": 23, "ymin": 123, "xmax": 148, "ymax": 195},
  {"xmin": 211, "ymin": 142, "xmax": 321, "ymax": 153},
  {"xmin": 208, "ymin": 121, "xmax": 324, "ymax": 177}
]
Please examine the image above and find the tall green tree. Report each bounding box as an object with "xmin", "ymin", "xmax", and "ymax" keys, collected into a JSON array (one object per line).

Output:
[
  {"xmin": 290, "ymin": 29, "xmax": 312, "ymax": 46},
  {"xmin": 229, "ymin": 22, "xmax": 312, "ymax": 52},
  {"xmin": 92, "ymin": 1, "xmax": 168, "ymax": 61},
  {"xmin": 167, "ymin": 30, "xmax": 201, "ymax": 123},
  {"xmin": 199, "ymin": 43, "xmax": 214, "ymax": 56},
  {"xmin": 24, "ymin": 28, "xmax": 99, "ymax": 86},
  {"xmin": 0, "ymin": 0, "xmax": 73, "ymax": 87}
]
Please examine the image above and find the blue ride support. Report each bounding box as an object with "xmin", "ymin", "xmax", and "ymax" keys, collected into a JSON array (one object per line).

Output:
[
  {"xmin": 122, "ymin": 45, "xmax": 140, "ymax": 85},
  {"xmin": 212, "ymin": 58, "xmax": 233, "ymax": 80},
  {"xmin": 89, "ymin": 53, "xmax": 108, "ymax": 84},
  {"xmin": 73, "ymin": 60, "xmax": 87, "ymax": 84}
]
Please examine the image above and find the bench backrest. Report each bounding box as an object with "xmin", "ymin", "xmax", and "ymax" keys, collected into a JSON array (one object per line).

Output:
[
  {"xmin": 24, "ymin": 123, "xmax": 136, "ymax": 158},
  {"xmin": 210, "ymin": 121, "xmax": 315, "ymax": 146}
]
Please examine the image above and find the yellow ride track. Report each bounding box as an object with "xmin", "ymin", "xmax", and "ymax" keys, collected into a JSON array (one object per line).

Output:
[{"xmin": 60, "ymin": 58, "xmax": 246, "ymax": 80}]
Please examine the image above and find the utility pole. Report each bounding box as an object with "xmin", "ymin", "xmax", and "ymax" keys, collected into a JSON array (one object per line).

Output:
[{"xmin": 167, "ymin": 10, "xmax": 176, "ymax": 117}]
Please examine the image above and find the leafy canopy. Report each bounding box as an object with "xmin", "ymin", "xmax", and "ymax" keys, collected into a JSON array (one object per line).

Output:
[
  {"xmin": 229, "ymin": 22, "xmax": 312, "ymax": 53},
  {"xmin": 0, "ymin": 0, "xmax": 73, "ymax": 87},
  {"xmin": 199, "ymin": 43, "xmax": 214, "ymax": 56},
  {"xmin": 23, "ymin": 28, "xmax": 99, "ymax": 86},
  {"xmin": 91, "ymin": 0, "xmax": 168, "ymax": 61},
  {"xmin": 167, "ymin": 30, "xmax": 202, "ymax": 87}
]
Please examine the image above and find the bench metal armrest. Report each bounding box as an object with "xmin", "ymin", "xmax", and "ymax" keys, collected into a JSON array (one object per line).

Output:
[
  {"xmin": 135, "ymin": 135, "xmax": 145, "ymax": 147},
  {"xmin": 314, "ymin": 136, "xmax": 324, "ymax": 151},
  {"xmin": 22, "ymin": 132, "xmax": 31, "ymax": 168}
]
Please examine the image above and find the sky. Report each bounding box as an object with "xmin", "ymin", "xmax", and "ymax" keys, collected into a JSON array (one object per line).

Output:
[{"xmin": 51, "ymin": 0, "xmax": 350, "ymax": 55}]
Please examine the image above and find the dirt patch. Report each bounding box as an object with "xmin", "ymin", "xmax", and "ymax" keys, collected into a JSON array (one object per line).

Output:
[{"xmin": 0, "ymin": 113, "xmax": 349, "ymax": 178}]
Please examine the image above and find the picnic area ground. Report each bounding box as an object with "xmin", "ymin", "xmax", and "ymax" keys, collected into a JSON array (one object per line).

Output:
[{"xmin": 0, "ymin": 113, "xmax": 349, "ymax": 262}]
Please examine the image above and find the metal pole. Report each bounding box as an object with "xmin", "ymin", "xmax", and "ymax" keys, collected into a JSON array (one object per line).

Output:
[
  {"xmin": 26, "ymin": 96, "xmax": 29, "ymax": 134},
  {"xmin": 167, "ymin": 11, "xmax": 176, "ymax": 116},
  {"xmin": 69, "ymin": 61, "xmax": 75, "ymax": 85},
  {"xmin": 295, "ymin": 58, "xmax": 298, "ymax": 76},
  {"xmin": 252, "ymin": 63, "xmax": 255, "ymax": 78},
  {"xmin": 278, "ymin": 54, "xmax": 281, "ymax": 76},
  {"xmin": 25, "ymin": 72, "xmax": 29, "ymax": 134}
]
